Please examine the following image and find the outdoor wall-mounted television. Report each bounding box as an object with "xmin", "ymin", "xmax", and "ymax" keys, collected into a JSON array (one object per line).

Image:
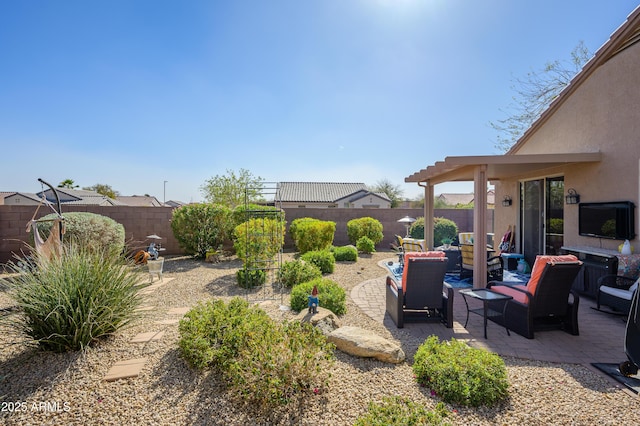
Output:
[{"xmin": 578, "ymin": 201, "xmax": 635, "ymax": 240}]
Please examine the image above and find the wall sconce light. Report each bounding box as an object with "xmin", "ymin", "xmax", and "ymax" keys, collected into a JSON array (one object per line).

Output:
[
  {"xmin": 565, "ymin": 188, "xmax": 580, "ymax": 205},
  {"xmin": 502, "ymin": 195, "xmax": 512, "ymax": 207}
]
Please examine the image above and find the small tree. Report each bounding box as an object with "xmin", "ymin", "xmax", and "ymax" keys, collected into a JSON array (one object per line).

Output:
[{"xmin": 200, "ymin": 168, "xmax": 264, "ymax": 208}]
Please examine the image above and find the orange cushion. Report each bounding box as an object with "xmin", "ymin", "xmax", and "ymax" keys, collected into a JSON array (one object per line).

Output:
[
  {"xmin": 401, "ymin": 251, "xmax": 446, "ymax": 294},
  {"xmin": 491, "ymin": 285, "xmax": 529, "ymax": 304},
  {"xmin": 526, "ymin": 255, "xmax": 580, "ymax": 295}
]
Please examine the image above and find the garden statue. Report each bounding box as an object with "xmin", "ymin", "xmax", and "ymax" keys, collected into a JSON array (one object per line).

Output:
[
  {"xmin": 147, "ymin": 242, "xmax": 159, "ymax": 260},
  {"xmin": 308, "ymin": 285, "xmax": 319, "ymax": 314}
]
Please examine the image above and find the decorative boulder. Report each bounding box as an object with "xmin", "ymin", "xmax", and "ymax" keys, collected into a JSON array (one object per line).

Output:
[
  {"xmin": 328, "ymin": 326, "xmax": 405, "ymax": 364},
  {"xmin": 294, "ymin": 307, "xmax": 341, "ymax": 335}
]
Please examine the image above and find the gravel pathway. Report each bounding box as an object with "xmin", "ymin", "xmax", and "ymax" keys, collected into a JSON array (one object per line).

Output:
[{"xmin": 0, "ymin": 252, "xmax": 639, "ymax": 425}]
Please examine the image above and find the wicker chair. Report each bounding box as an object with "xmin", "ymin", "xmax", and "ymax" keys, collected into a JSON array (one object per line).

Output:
[
  {"xmin": 596, "ymin": 275, "xmax": 639, "ymax": 315},
  {"xmin": 459, "ymin": 243, "xmax": 503, "ymax": 281},
  {"xmin": 386, "ymin": 252, "xmax": 452, "ymax": 328},
  {"xmin": 486, "ymin": 255, "xmax": 583, "ymax": 339}
]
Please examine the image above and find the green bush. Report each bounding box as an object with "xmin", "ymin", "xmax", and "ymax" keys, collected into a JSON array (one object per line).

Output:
[
  {"xmin": 300, "ymin": 249, "xmax": 335, "ymax": 274},
  {"xmin": 410, "ymin": 217, "xmax": 459, "ymax": 248},
  {"xmin": 171, "ymin": 203, "xmax": 233, "ymax": 258},
  {"xmin": 231, "ymin": 204, "xmax": 284, "ymax": 228},
  {"xmin": 354, "ymin": 397, "xmax": 450, "ymax": 426},
  {"xmin": 347, "ymin": 217, "xmax": 384, "ymax": 246},
  {"xmin": 236, "ymin": 267, "xmax": 267, "ymax": 289},
  {"xmin": 413, "ymin": 336, "xmax": 509, "ymax": 407},
  {"xmin": 234, "ymin": 217, "xmax": 285, "ymax": 286},
  {"xmin": 38, "ymin": 211, "xmax": 125, "ymax": 256},
  {"xmin": 409, "ymin": 217, "xmax": 424, "ymax": 239},
  {"xmin": 331, "ymin": 245, "xmax": 358, "ymax": 262},
  {"xmin": 5, "ymin": 243, "xmax": 145, "ymax": 352},
  {"xmin": 290, "ymin": 278, "xmax": 346, "ymax": 315},
  {"xmin": 434, "ymin": 217, "xmax": 458, "ymax": 248},
  {"xmin": 278, "ymin": 259, "xmax": 322, "ymax": 288},
  {"xmin": 289, "ymin": 217, "xmax": 336, "ymax": 254},
  {"xmin": 356, "ymin": 236, "xmax": 376, "ymax": 254},
  {"xmin": 178, "ymin": 298, "xmax": 334, "ymax": 409}
]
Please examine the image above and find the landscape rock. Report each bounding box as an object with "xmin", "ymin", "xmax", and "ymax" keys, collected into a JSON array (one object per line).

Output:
[
  {"xmin": 294, "ymin": 306, "xmax": 342, "ymax": 335},
  {"xmin": 328, "ymin": 326, "xmax": 405, "ymax": 364}
]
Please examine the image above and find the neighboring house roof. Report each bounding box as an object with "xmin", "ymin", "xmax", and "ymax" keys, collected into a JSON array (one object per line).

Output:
[
  {"xmin": 436, "ymin": 190, "xmax": 495, "ymax": 206},
  {"xmin": 165, "ymin": 200, "xmax": 187, "ymax": 208},
  {"xmin": 276, "ymin": 182, "xmax": 369, "ymax": 203},
  {"xmin": 3, "ymin": 192, "xmax": 42, "ymax": 204},
  {"xmin": 336, "ymin": 189, "xmax": 391, "ymax": 204},
  {"xmin": 116, "ymin": 195, "xmax": 164, "ymax": 207},
  {"xmin": 38, "ymin": 188, "xmax": 126, "ymax": 206}
]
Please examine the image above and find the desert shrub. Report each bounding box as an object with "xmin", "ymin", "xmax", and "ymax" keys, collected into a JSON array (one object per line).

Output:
[
  {"xmin": 178, "ymin": 298, "xmax": 334, "ymax": 409},
  {"xmin": 409, "ymin": 217, "xmax": 459, "ymax": 248},
  {"xmin": 356, "ymin": 236, "xmax": 376, "ymax": 254},
  {"xmin": 278, "ymin": 259, "xmax": 322, "ymax": 288},
  {"xmin": 38, "ymin": 211, "xmax": 125, "ymax": 256},
  {"xmin": 5, "ymin": 243, "xmax": 145, "ymax": 352},
  {"xmin": 300, "ymin": 249, "xmax": 335, "ymax": 274},
  {"xmin": 290, "ymin": 278, "xmax": 346, "ymax": 315},
  {"xmin": 236, "ymin": 267, "xmax": 266, "ymax": 289},
  {"xmin": 331, "ymin": 245, "xmax": 358, "ymax": 261},
  {"xmin": 346, "ymin": 217, "xmax": 384, "ymax": 246},
  {"xmin": 289, "ymin": 217, "xmax": 336, "ymax": 254},
  {"xmin": 434, "ymin": 217, "xmax": 458, "ymax": 247},
  {"xmin": 231, "ymin": 204, "xmax": 284, "ymax": 228},
  {"xmin": 171, "ymin": 203, "xmax": 233, "ymax": 258},
  {"xmin": 234, "ymin": 217, "xmax": 285, "ymax": 286},
  {"xmin": 354, "ymin": 397, "xmax": 450, "ymax": 426},
  {"xmin": 413, "ymin": 336, "xmax": 509, "ymax": 407}
]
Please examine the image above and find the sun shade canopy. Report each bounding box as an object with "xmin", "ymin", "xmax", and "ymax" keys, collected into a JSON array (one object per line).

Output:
[{"xmin": 405, "ymin": 153, "xmax": 602, "ymax": 185}]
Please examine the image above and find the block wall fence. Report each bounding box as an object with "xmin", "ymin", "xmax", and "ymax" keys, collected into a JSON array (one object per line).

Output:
[{"xmin": 0, "ymin": 205, "xmax": 492, "ymax": 264}]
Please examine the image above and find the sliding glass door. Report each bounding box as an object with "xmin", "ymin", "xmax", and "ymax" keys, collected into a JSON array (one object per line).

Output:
[{"xmin": 520, "ymin": 177, "xmax": 564, "ymax": 266}]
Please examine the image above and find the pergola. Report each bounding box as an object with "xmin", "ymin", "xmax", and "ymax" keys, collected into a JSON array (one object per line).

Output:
[{"xmin": 406, "ymin": 152, "xmax": 601, "ymax": 288}]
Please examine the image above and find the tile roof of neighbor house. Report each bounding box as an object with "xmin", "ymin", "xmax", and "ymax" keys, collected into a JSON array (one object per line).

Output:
[
  {"xmin": 336, "ymin": 189, "xmax": 391, "ymax": 203},
  {"xmin": 116, "ymin": 195, "xmax": 164, "ymax": 207},
  {"xmin": 38, "ymin": 188, "xmax": 126, "ymax": 206},
  {"xmin": 276, "ymin": 182, "xmax": 369, "ymax": 203},
  {"xmin": 437, "ymin": 190, "xmax": 495, "ymax": 206},
  {"xmin": 2, "ymin": 192, "xmax": 41, "ymax": 204}
]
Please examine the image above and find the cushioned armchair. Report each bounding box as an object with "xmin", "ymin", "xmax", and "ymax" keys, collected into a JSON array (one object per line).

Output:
[
  {"xmin": 486, "ymin": 255, "xmax": 583, "ymax": 339},
  {"xmin": 597, "ymin": 275, "xmax": 639, "ymax": 315},
  {"xmin": 385, "ymin": 251, "xmax": 452, "ymax": 328}
]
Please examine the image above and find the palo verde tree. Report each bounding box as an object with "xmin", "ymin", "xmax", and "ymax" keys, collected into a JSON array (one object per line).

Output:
[
  {"xmin": 200, "ymin": 168, "xmax": 264, "ymax": 208},
  {"xmin": 491, "ymin": 41, "xmax": 592, "ymax": 152}
]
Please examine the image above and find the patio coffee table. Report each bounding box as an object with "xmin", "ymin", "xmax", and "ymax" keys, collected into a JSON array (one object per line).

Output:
[{"xmin": 459, "ymin": 288, "xmax": 512, "ymax": 339}]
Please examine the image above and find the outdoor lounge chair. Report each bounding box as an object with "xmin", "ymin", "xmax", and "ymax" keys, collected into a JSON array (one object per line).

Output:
[
  {"xmin": 596, "ymin": 274, "xmax": 639, "ymax": 315},
  {"xmin": 459, "ymin": 243, "xmax": 503, "ymax": 281},
  {"xmin": 385, "ymin": 251, "xmax": 452, "ymax": 328},
  {"xmin": 486, "ymin": 255, "xmax": 583, "ymax": 339}
]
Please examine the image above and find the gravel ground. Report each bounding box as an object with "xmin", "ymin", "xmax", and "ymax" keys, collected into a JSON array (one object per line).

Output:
[{"xmin": 0, "ymin": 251, "xmax": 639, "ymax": 425}]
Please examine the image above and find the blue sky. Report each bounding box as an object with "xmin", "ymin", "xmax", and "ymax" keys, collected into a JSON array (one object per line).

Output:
[{"xmin": 1, "ymin": 1, "xmax": 638, "ymax": 203}]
